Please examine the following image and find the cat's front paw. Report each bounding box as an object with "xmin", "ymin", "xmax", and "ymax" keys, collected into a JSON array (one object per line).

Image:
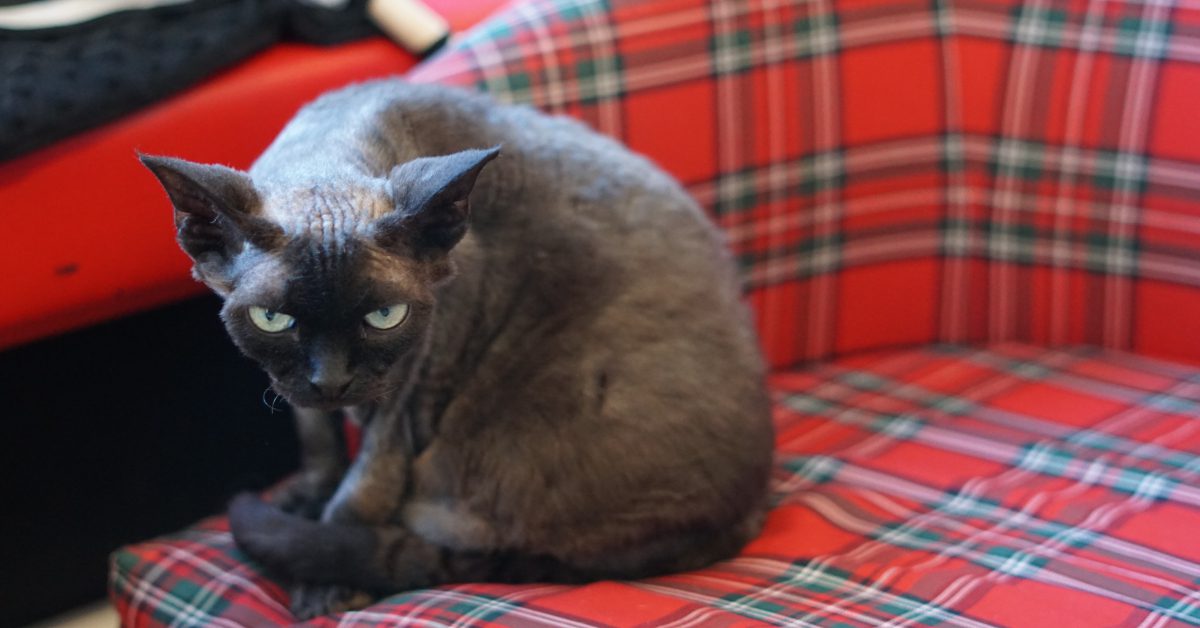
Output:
[
  {"xmin": 289, "ymin": 583, "xmax": 374, "ymax": 620},
  {"xmin": 228, "ymin": 492, "xmax": 299, "ymax": 574},
  {"xmin": 269, "ymin": 471, "xmax": 340, "ymax": 519}
]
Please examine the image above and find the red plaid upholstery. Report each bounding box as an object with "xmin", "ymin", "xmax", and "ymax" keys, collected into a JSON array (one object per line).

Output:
[
  {"xmin": 111, "ymin": 0, "xmax": 1200, "ymax": 625},
  {"xmin": 412, "ymin": 0, "xmax": 1200, "ymax": 368}
]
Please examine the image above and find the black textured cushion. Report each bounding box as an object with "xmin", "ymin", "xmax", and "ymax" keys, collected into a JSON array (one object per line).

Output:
[{"xmin": 0, "ymin": 0, "xmax": 378, "ymax": 161}]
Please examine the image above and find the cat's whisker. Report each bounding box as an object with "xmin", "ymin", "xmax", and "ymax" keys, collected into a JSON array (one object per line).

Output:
[
  {"xmin": 261, "ymin": 386, "xmax": 285, "ymax": 414},
  {"xmin": 369, "ymin": 381, "xmax": 408, "ymax": 402}
]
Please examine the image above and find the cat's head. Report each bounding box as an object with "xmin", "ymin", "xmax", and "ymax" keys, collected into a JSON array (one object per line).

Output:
[{"xmin": 139, "ymin": 147, "xmax": 499, "ymax": 409}]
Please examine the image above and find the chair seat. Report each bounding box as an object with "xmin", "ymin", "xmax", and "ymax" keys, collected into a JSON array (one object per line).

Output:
[{"xmin": 110, "ymin": 343, "xmax": 1200, "ymax": 627}]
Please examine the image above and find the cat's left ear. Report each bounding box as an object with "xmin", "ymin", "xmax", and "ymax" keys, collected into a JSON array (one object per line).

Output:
[{"xmin": 374, "ymin": 146, "xmax": 500, "ymax": 259}]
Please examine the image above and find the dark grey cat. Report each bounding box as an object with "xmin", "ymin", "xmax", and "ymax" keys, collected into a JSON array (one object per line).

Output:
[{"xmin": 140, "ymin": 80, "xmax": 773, "ymax": 619}]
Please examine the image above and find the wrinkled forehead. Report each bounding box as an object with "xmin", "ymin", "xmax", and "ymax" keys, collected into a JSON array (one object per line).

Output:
[
  {"xmin": 232, "ymin": 237, "xmax": 429, "ymax": 317},
  {"xmin": 231, "ymin": 181, "xmax": 423, "ymax": 307},
  {"xmin": 282, "ymin": 238, "xmax": 363, "ymax": 322},
  {"xmin": 259, "ymin": 180, "xmax": 396, "ymax": 233}
]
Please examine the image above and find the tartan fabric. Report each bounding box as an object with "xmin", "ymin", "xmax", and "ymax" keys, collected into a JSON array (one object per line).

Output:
[
  {"xmin": 111, "ymin": 343, "xmax": 1200, "ymax": 626},
  {"xmin": 408, "ymin": 0, "xmax": 1200, "ymax": 368}
]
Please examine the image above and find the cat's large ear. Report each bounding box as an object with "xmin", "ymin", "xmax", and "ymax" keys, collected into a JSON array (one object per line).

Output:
[
  {"xmin": 374, "ymin": 146, "xmax": 500, "ymax": 259},
  {"xmin": 139, "ymin": 154, "xmax": 282, "ymax": 291}
]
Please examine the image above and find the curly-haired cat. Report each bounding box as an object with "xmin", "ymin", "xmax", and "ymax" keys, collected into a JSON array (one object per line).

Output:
[{"xmin": 140, "ymin": 81, "xmax": 773, "ymax": 619}]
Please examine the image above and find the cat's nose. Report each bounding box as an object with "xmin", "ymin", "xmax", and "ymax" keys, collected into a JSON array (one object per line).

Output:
[
  {"xmin": 309, "ymin": 346, "xmax": 352, "ymax": 399},
  {"xmin": 309, "ymin": 370, "xmax": 352, "ymax": 398}
]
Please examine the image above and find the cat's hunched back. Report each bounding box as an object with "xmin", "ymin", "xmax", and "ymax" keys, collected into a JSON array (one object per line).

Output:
[{"xmin": 141, "ymin": 80, "xmax": 774, "ymax": 618}]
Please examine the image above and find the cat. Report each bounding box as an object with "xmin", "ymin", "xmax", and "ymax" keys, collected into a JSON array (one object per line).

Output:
[{"xmin": 140, "ymin": 80, "xmax": 774, "ymax": 619}]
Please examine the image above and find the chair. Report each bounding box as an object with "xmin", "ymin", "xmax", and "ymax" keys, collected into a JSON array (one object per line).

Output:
[{"xmin": 111, "ymin": 0, "xmax": 1200, "ymax": 625}]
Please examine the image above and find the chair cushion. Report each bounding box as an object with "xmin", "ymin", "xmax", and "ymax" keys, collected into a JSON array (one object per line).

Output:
[
  {"xmin": 110, "ymin": 343, "xmax": 1200, "ymax": 626},
  {"xmin": 408, "ymin": 0, "xmax": 1200, "ymax": 368}
]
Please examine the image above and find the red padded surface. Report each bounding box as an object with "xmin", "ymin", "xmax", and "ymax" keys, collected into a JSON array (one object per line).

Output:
[{"xmin": 0, "ymin": 1, "xmax": 506, "ymax": 350}]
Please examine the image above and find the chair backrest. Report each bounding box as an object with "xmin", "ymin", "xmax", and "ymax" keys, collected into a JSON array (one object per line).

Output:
[{"xmin": 413, "ymin": 0, "xmax": 1200, "ymax": 368}]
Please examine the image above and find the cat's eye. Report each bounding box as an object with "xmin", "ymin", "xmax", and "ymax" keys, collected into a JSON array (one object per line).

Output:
[
  {"xmin": 364, "ymin": 304, "xmax": 409, "ymax": 330},
  {"xmin": 248, "ymin": 306, "xmax": 296, "ymax": 333}
]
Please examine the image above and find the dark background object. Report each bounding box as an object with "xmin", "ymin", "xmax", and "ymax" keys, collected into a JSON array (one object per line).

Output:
[
  {"xmin": 0, "ymin": 0, "xmax": 285, "ymax": 161},
  {"xmin": 0, "ymin": 0, "xmax": 379, "ymax": 161},
  {"xmin": 0, "ymin": 294, "xmax": 299, "ymax": 626},
  {"xmin": 287, "ymin": 0, "xmax": 379, "ymax": 44}
]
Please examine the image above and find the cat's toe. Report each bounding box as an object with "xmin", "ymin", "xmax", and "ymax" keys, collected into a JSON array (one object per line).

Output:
[
  {"xmin": 268, "ymin": 472, "xmax": 340, "ymax": 519},
  {"xmin": 289, "ymin": 583, "xmax": 374, "ymax": 620}
]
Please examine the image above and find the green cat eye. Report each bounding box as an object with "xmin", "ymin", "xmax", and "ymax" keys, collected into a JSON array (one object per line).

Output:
[
  {"xmin": 248, "ymin": 306, "xmax": 296, "ymax": 333},
  {"xmin": 364, "ymin": 304, "xmax": 409, "ymax": 330}
]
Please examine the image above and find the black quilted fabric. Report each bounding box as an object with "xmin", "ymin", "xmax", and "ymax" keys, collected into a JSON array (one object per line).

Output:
[{"xmin": 0, "ymin": 0, "xmax": 379, "ymax": 161}]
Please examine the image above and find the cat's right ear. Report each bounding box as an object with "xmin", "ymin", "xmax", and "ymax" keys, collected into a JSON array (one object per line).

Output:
[{"xmin": 138, "ymin": 153, "xmax": 282, "ymax": 292}]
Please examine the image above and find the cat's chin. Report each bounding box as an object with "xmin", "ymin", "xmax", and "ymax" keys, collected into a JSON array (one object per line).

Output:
[
  {"xmin": 292, "ymin": 397, "xmax": 358, "ymax": 411},
  {"xmin": 270, "ymin": 383, "xmax": 369, "ymax": 411}
]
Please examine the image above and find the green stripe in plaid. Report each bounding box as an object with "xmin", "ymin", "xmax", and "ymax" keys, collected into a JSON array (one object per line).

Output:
[{"xmin": 112, "ymin": 344, "xmax": 1200, "ymax": 626}]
